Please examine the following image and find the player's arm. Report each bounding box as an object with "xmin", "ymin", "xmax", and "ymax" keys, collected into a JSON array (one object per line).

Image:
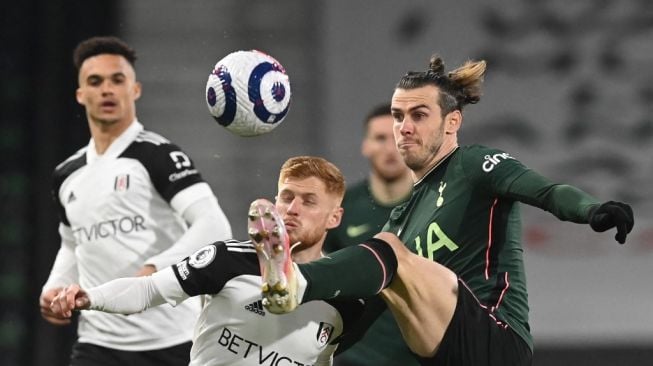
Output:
[
  {"xmin": 506, "ymin": 171, "xmax": 634, "ymax": 243},
  {"xmin": 503, "ymin": 170, "xmax": 599, "ymax": 222},
  {"xmin": 464, "ymin": 146, "xmax": 634, "ymax": 243},
  {"xmin": 51, "ymin": 243, "xmax": 238, "ymax": 317},
  {"xmin": 50, "ymin": 266, "xmax": 181, "ymax": 317},
  {"xmin": 140, "ymin": 190, "xmax": 232, "ymax": 274},
  {"xmin": 40, "ymin": 224, "xmax": 79, "ymax": 325},
  {"xmin": 136, "ymin": 143, "xmax": 232, "ymax": 274}
]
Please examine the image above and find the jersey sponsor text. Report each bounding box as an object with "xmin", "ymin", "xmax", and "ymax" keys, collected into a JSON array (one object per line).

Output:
[
  {"xmin": 169, "ymin": 169, "xmax": 199, "ymax": 182},
  {"xmin": 413, "ymin": 221, "xmax": 459, "ymax": 259},
  {"xmin": 218, "ymin": 327, "xmax": 314, "ymax": 366},
  {"xmin": 481, "ymin": 152, "xmax": 515, "ymax": 172},
  {"xmin": 72, "ymin": 215, "xmax": 146, "ymax": 243}
]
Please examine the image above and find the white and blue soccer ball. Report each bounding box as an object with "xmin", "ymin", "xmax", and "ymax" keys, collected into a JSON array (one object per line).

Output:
[{"xmin": 206, "ymin": 50, "xmax": 291, "ymax": 137}]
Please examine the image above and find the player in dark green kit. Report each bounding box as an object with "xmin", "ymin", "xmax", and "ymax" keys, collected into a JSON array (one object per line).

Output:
[
  {"xmin": 324, "ymin": 104, "xmax": 412, "ymax": 254},
  {"xmin": 255, "ymin": 54, "xmax": 634, "ymax": 366},
  {"xmin": 324, "ymin": 104, "xmax": 414, "ymax": 366}
]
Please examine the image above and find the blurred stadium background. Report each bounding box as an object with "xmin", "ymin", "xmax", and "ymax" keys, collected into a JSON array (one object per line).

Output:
[{"xmin": 2, "ymin": 0, "xmax": 652, "ymax": 365}]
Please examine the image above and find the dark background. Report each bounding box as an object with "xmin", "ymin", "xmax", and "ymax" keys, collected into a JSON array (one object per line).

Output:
[{"xmin": 2, "ymin": 2, "xmax": 118, "ymax": 365}]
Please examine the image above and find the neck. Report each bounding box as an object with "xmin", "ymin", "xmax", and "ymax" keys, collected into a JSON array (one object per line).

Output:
[
  {"xmin": 368, "ymin": 171, "xmax": 413, "ymax": 205},
  {"xmin": 291, "ymin": 239, "xmax": 325, "ymax": 264},
  {"xmin": 413, "ymin": 140, "xmax": 459, "ymax": 181},
  {"xmin": 89, "ymin": 117, "xmax": 134, "ymax": 155}
]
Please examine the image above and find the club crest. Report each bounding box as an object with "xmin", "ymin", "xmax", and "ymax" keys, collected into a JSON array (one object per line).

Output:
[{"xmin": 316, "ymin": 322, "xmax": 334, "ymax": 347}]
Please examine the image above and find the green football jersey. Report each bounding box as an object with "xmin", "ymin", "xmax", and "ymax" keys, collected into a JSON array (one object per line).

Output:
[
  {"xmin": 384, "ymin": 145, "xmax": 600, "ymax": 351},
  {"xmin": 324, "ymin": 179, "xmax": 408, "ymax": 252},
  {"xmin": 324, "ymin": 180, "xmax": 417, "ymax": 366}
]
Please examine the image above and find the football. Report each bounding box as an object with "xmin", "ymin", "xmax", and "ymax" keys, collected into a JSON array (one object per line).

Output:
[{"xmin": 205, "ymin": 50, "xmax": 291, "ymax": 137}]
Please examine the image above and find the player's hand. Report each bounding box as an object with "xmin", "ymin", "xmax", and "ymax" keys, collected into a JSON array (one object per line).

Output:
[
  {"xmin": 589, "ymin": 201, "xmax": 634, "ymax": 244},
  {"xmin": 135, "ymin": 264, "xmax": 157, "ymax": 277},
  {"xmin": 50, "ymin": 284, "xmax": 91, "ymax": 318},
  {"xmin": 40, "ymin": 287, "xmax": 71, "ymax": 325}
]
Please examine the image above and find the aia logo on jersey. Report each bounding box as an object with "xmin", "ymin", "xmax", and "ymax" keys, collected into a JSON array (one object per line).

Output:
[
  {"xmin": 114, "ymin": 174, "xmax": 130, "ymax": 192},
  {"xmin": 316, "ymin": 322, "xmax": 334, "ymax": 347}
]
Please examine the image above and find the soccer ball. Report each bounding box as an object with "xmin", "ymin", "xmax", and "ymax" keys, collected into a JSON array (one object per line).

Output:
[{"xmin": 205, "ymin": 50, "xmax": 291, "ymax": 137}]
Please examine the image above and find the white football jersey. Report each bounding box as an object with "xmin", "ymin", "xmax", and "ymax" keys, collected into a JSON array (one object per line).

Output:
[
  {"xmin": 50, "ymin": 121, "xmax": 213, "ymax": 350},
  {"xmin": 156, "ymin": 240, "xmax": 366, "ymax": 366}
]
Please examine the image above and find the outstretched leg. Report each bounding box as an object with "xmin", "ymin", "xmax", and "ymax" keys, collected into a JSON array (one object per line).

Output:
[
  {"xmin": 250, "ymin": 199, "xmax": 458, "ymax": 357},
  {"xmin": 300, "ymin": 231, "xmax": 458, "ymax": 357},
  {"xmin": 374, "ymin": 232, "xmax": 458, "ymax": 357}
]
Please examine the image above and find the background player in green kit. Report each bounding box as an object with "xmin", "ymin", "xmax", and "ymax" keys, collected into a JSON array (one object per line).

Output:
[
  {"xmin": 255, "ymin": 54, "xmax": 634, "ymax": 366},
  {"xmin": 323, "ymin": 104, "xmax": 414, "ymax": 366},
  {"xmin": 324, "ymin": 103, "xmax": 412, "ymax": 253}
]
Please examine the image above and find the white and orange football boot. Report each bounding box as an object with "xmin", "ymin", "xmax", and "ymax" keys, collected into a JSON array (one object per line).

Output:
[{"xmin": 248, "ymin": 198, "xmax": 299, "ymax": 314}]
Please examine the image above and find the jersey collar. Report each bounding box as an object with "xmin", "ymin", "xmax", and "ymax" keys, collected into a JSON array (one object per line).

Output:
[
  {"xmin": 87, "ymin": 120, "xmax": 144, "ymax": 163},
  {"xmin": 413, "ymin": 146, "xmax": 459, "ymax": 186}
]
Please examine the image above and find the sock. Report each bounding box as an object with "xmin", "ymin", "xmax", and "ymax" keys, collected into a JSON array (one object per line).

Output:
[{"xmin": 298, "ymin": 238, "xmax": 397, "ymax": 302}]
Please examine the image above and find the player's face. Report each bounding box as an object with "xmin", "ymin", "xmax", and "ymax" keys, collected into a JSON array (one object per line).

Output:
[
  {"xmin": 276, "ymin": 176, "xmax": 341, "ymax": 251},
  {"xmin": 391, "ymin": 85, "xmax": 458, "ymax": 176},
  {"xmin": 76, "ymin": 54, "xmax": 141, "ymax": 127},
  {"xmin": 362, "ymin": 114, "xmax": 409, "ymax": 182}
]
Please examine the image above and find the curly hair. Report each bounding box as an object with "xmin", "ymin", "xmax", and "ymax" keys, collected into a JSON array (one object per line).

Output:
[{"xmin": 73, "ymin": 36, "xmax": 136, "ymax": 71}]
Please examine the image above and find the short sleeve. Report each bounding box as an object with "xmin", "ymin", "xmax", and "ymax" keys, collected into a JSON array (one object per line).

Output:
[
  {"xmin": 120, "ymin": 141, "xmax": 205, "ymax": 203},
  {"xmin": 171, "ymin": 241, "xmax": 259, "ymax": 296}
]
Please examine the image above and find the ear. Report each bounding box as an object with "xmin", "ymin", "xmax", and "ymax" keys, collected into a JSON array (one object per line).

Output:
[
  {"xmin": 75, "ymin": 87, "xmax": 84, "ymax": 105},
  {"xmin": 326, "ymin": 206, "xmax": 343, "ymax": 230},
  {"xmin": 444, "ymin": 110, "xmax": 462, "ymax": 135},
  {"xmin": 361, "ymin": 134, "xmax": 371, "ymax": 158},
  {"xmin": 133, "ymin": 81, "xmax": 142, "ymax": 101}
]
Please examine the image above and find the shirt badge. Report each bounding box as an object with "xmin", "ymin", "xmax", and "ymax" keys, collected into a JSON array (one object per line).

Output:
[
  {"xmin": 114, "ymin": 174, "xmax": 130, "ymax": 192},
  {"xmin": 316, "ymin": 322, "xmax": 334, "ymax": 347},
  {"xmin": 436, "ymin": 181, "xmax": 446, "ymax": 207}
]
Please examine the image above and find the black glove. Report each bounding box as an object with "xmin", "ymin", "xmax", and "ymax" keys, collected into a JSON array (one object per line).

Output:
[{"xmin": 588, "ymin": 201, "xmax": 634, "ymax": 244}]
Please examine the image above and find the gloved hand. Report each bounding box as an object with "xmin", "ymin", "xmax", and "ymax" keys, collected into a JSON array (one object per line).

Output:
[{"xmin": 589, "ymin": 201, "xmax": 634, "ymax": 244}]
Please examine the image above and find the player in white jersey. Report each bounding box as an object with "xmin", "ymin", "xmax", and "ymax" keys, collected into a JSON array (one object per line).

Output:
[
  {"xmin": 39, "ymin": 36, "xmax": 233, "ymax": 366},
  {"xmin": 51, "ymin": 156, "xmax": 366, "ymax": 366}
]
